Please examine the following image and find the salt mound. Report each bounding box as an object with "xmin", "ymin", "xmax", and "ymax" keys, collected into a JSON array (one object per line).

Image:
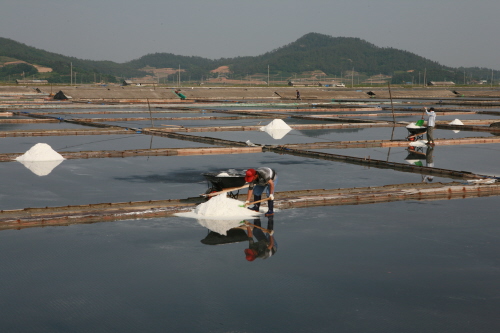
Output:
[
  {"xmin": 194, "ymin": 194, "xmax": 259, "ymax": 217},
  {"xmin": 406, "ymin": 159, "xmax": 424, "ymax": 166},
  {"xmin": 260, "ymin": 119, "xmax": 292, "ymax": 139},
  {"xmin": 467, "ymin": 179, "xmax": 496, "ymax": 185},
  {"xmin": 216, "ymin": 172, "xmax": 230, "ymax": 177},
  {"xmin": 260, "ymin": 119, "xmax": 292, "ymax": 131},
  {"xmin": 16, "ymin": 143, "xmax": 65, "ymax": 162},
  {"xmin": 176, "ymin": 194, "xmax": 260, "ymax": 235},
  {"xmin": 176, "ymin": 194, "xmax": 259, "ymax": 219},
  {"xmin": 245, "ymin": 140, "xmax": 258, "ymax": 147},
  {"xmin": 449, "ymin": 119, "xmax": 464, "ymax": 125},
  {"xmin": 406, "ymin": 122, "xmax": 425, "ymax": 129}
]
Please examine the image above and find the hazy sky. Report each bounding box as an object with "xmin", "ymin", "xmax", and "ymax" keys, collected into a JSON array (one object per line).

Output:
[{"xmin": 1, "ymin": 0, "xmax": 499, "ymax": 70}]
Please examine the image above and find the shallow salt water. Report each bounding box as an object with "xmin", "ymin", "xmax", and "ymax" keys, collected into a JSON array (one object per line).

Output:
[
  {"xmin": 1, "ymin": 151, "xmax": 446, "ymax": 210},
  {"xmin": 1, "ymin": 198, "xmax": 499, "ymax": 332},
  {"xmin": 1, "ymin": 105, "xmax": 499, "ymax": 332}
]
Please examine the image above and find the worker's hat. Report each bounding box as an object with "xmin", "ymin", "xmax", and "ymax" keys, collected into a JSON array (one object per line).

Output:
[{"xmin": 245, "ymin": 169, "xmax": 256, "ymax": 183}]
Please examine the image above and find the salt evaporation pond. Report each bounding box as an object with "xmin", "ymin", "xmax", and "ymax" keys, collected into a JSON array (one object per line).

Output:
[
  {"xmin": 0, "ymin": 134, "xmax": 214, "ymax": 154},
  {"xmin": 0, "ymin": 150, "xmax": 453, "ymax": 210},
  {"xmin": 1, "ymin": 198, "xmax": 499, "ymax": 332},
  {"xmin": 2, "ymin": 104, "xmax": 500, "ymax": 331},
  {"xmin": 189, "ymin": 126, "xmax": 494, "ymax": 146}
]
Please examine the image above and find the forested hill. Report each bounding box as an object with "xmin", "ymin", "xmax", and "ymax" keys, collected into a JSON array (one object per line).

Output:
[
  {"xmin": 223, "ymin": 33, "xmax": 445, "ymax": 76},
  {"xmin": 125, "ymin": 33, "xmax": 496, "ymax": 83},
  {"xmin": 0, "ymin": 33, "xmax": 497, "ymax": 84},
  {"xmin": 0, "ymin": 37, "xmax": 144, "ymax": 82}
]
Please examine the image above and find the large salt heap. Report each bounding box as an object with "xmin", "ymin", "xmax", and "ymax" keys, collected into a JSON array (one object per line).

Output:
[
  {"xmin": 260, "ymin": 119, "xmax": 292, "ymax": 139},
  {"xmin": 16, "ymin": 143, "xmax": 65, "ymax": 162},
  {"xmin": 176, "ymin": 193, "xmax": 260, "ymax": 235},
  {"xmin": 16, "ymin": 143, "xmax": 65, "ymax": 176}
]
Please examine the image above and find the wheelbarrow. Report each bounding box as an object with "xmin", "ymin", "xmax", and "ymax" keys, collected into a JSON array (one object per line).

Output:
[
  {"xmin": 406, "ymin": 123, "xmax": 427, "ymax": 141},
  {"xmin": 202, "ymin": 169, "xmax": 247, "ymax": 199}
]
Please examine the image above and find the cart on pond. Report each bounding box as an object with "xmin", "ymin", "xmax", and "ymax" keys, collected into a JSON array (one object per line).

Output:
[
  {"xmin": 202, "ymin": 169, "xmax": 247, "ymax": 199},
  {"xmin": 406, "ymin": 123, "xmax": 427, "ymax": 141}
]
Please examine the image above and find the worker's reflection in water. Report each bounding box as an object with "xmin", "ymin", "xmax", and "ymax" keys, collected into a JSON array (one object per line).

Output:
[
  {"xmin": 243, "ymin": 215, "xmax": 278, "ymax": 261},
  {"xmin": 423, "ymin": 145, "xmax": 435, "ymax": 183}
]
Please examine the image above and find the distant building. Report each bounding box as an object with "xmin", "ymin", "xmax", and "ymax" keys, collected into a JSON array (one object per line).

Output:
[
  {"xmin": 122, "ymin": 80, "xmax": 157, "ymax": 86},
  {"xmin": 16, "ymin": 79, "xmax": 49, "ymax": 85},
  {"xmin": 428, "ymin": 81, "xmax": 455, "ymax": 86}
]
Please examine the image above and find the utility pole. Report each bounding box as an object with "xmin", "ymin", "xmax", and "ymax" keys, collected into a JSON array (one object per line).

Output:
[
  {"xmin": 70, "ymin": 62, "xmax": 73, "ymax": 86},
  {"xmin": 267, "ymin": 65, "xmax": 270, "ymax": 86},
  {"xmin": 351, "ymin": 67, "xmax": 354, "ymax": 88}
]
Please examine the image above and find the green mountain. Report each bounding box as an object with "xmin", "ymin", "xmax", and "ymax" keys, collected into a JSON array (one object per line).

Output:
[
  {"xmin": 0, "ymin": 37, "xmax": 144, "ymax": 83},
  {"xmin": 1, "ymin": 33, "xmax": 497, "ymax": 84}
]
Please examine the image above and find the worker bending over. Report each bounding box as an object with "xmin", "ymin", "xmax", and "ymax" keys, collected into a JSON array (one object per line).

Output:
[{"xmin": 244, "ymin": 167, "xmax": 277, "ymax": 216}]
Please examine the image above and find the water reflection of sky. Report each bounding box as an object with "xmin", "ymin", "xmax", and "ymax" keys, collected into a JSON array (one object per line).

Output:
[
  {"xmin": 314, "ymin": 143, "xmax": 500, "ymax": 178},
  {"xmin": 0, "ymin": 134, "xmax": 214, "ymax": 154},
  {"xmin": 1, "ymin": 151, "xmax": 448, "ymax": 210},
  {"xmin": 1, "ymin": 198, "xmax": 499, "ymax": 332},
  {"xmin": 192, "ymin": 126, "xmax": 494, "ymax": 146},
  {"xmin": 2, "ymin": 105, "xmax": 500, "ymax": 331}
]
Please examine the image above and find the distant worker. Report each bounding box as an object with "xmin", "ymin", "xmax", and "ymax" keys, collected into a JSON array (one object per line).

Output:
[
  {"xmin": 425, "ymin": 107, "xmax": 436, "ymax": 145},
  {"xmin": 296, "ymin": 90, "xmax": 301, "ymax": 100},
  {"xmin": 244, "ymin": 167, "xmax": 277, "ymax": 216}
]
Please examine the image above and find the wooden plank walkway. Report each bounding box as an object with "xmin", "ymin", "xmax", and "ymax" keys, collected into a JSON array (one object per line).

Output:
[
  {"xmin": 0, "ymin": 128, "xmax": 134, "ymax": 137},
  {"xmin": 0, "ymin": 118, "xmax": 60, "ymax": 123},
  {"xmin": 70, "ymin": 116, "xmax": 267, "ymax": 122},
  {"xmin": 267, "ymin": 146, "xmax": 490, "ymax": 180},
  {"xmin": 0, "ymin": 147, "xmax": 262, "ymax": 161},
  {"xmin": 281, "ymin": 136, "xmax": 500, "ymax": 149},
  {"xmin": 147, "ymin": 122, "xmax": 395, "ymax": 133},
  {"xmin": 1, "ymin": 181, "xmax": 498, "ymax": 231}
]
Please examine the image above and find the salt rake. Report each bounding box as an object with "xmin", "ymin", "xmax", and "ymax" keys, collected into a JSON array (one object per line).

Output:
[
  {"xmin": 201, "ymin": 184, "xmax": 249, "ymax": 198},
  {"xmin": 239, "ymin": 197, "xmax": 271, "ymax": 208}
]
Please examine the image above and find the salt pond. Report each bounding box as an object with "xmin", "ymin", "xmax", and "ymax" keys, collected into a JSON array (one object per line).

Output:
[
  {"xmin": 1, "ymin": 104, "xmax": 499, "ymax": 332},
  {"xmin": 1, "ymin": 198, "xmax": 499, "ymax": 332}
]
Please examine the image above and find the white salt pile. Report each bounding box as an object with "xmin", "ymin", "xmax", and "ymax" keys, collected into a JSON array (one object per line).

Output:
[
  {"xmin": 216, "ymin": 172, "xmax": 230, "ymax": 177},
  {"xmin": 175, "ymin": 193, "xmax": 261, "ymax": 235},
  {"xmin": 260, "ymin": 119, "xmax": 292, "ymax": 139},
  {"xmin": 406, "ymin": 122, "xmax": 425, "ymax": 129},
  {"xmin": 449, "ymin": 119, "xmax": 464, "ymax": 125},
  {"xmin": 16, "ymin": 143, "xmax": 65, "ymax": 162},
  {"xmin": 467, "ymin": 179, "xmax": 496, "ymax": 185},
  {"xmin": 16, "ymin": 143, "xmax": 65, "ymax": 176},
  {"xmin": 406, "ymin": 159, "xmax": 424, "ymax": 166},
  {"xmin": 194, "ymin": 193, "xmax": 259, "ymax": 217},
  {"xmin": 245, "ymin": 140, "xmax": 258, "ymax": 146}
]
